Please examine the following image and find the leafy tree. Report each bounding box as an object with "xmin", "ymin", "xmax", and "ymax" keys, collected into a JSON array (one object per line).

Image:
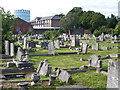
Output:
[
  {"xmin": 0, "ymin": 7, "xmax": 17, "ymax": 53},
  {"xmin": 113, "ymin": 21, "xmax": 120, "ymax": 36},
  {"xmin": 60, "ymin": 7, "xmax": 83, "ymax": 33},
  {"xmin": 90, "ymin": 13, "xmax": 106, "ymax": 32},
  {"xmin": 106, "ymin": 14, "xmax": 118, "ymax": 29},
  {"xmin": 60, "ymin": 12, "xmax": 77, "ymax": 33},
  {"xmin": 55, "ymin": 13, "xmax": 65, "ymax": 18}
]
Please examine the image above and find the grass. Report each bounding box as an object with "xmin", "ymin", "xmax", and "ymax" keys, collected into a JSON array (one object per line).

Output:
[{"xmin": 1, "ymin": 38, "xmax": 120, "ymax": 88}]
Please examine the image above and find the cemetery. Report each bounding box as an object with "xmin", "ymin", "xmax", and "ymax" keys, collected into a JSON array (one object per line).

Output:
[{"xmin": 0, "ymin": 33, "xmax": 120, "ymax": 89}]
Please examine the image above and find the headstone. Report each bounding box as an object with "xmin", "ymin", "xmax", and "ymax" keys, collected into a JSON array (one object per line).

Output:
[
  {"xmin": 92, "ymin": 43, "xmax": 99, "ymax": 51},
  {"xmin": 39, "ymin": 62, "xmax": 52, "ymax": 76},
  {"xmin": 5, "ymin": 40, "xmax": 10, "ymax": 55},
  {"xmin": 88, "ymin": 55, "xmax": 102, "ymax": 68},
  {"xmin": 10, "ymin": 43, "xmax": 14, "ymax": 57},
  {"xmin": 81, "ymin": 43, "xmax": 87, "ymax": 54},
  {"xmin": 57, "ymin": 69, "xmax": 72, "ymax": 83},
  {"xmin": 16, "ymin": 47, "xmax": 25, "ymax": 61},
  {"xmin": 107, "ymin": 60, "xmax": 120, "ymax": 89},
  {"xmin": 37, "ymin": 61, "xmax": 44, "ymax": 73},
  {"xmin": 48, "ymin": 41, "xmax": 55, "ymax": 55},
  {"xmin": 54, "ymin": 40, "xmax": 60, "ymax": 49},
  {"xmin": 23, "ymin": 38, "xmax": 27, "ymax": 49}
]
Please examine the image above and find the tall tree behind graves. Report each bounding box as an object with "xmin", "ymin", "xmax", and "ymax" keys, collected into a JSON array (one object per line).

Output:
[
  {"xmin": 106, "ymin": 14, "xmax": 118, "ymax": 29},
  {"xmin": 0, "ymin": 7, "xmax": 17, "ymax": 53},
  {"xmin": 60, "ymin": 7, "xmax": 83, "ymax": 33}
]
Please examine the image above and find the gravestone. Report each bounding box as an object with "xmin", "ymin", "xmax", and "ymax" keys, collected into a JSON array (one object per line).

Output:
[
  {"xmin": 23, "ymin": 38, "xmax": 27, "ymax": 49},
  {"xmin": 101, "ymin": 45, "xmax": 110, "ymax": 50},
  {"xmin": 48, "ymin": 41, "xmax": 55, "ymax": 55},
  {"xmin": 5, "ymin": 40, "xmax": 10, "ymax": 55},
  {"xmin": 70, "ymin": 35, "xmax": 80, "ymax": 47},
  {"xmin": 92, "ymin": 43, "xmax": 99, "ymax": 51},
  {"xmin": 16, "ymin": 47, "xmax": 25, "ymax": 61},
  {"xmin": 57, "ymin": 69, "xmax": 72, "ymax": 83},
  {"xmin": 37, "ymin": 61, "xmax": 44, "ymax": 73},
  {"xmin": 10, "ymin": 43, "xmax": 14, "ymax": 57},
  {"xmin": 38, "ymin": 62, "xmax": 52, "ymax": 76},
  {"xmin": 107, "ymin": 60, "xmax": 120, "ymax": 89},
  {"xmin": 54, "ymin": 40, "xmax": 60, "ymax": 49},
  {"xmin": 88, "ymin": 55, "xmax": 102, "ymax": 68},
  {"xmin": 81, "ymin": 43, "xmax": 87, "ymax": 54}
]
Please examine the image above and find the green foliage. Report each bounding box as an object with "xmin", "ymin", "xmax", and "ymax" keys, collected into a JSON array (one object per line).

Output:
[
  {"xmin": 113, "ymin": 21, "xmax": 120, "ymax": 36},
  {"xmin": 43, "ymin": 29, "xmax": 62, "ymax": 41},
  {"xmin": 0, "ymin": 7, "xmax": 17, "ymax": 53},
  {"xmin": 55, "ymin": 13, "xmax": 65, "ymax": 18},
  {"xmin": 60, "ymin": 7, "xmax": 83, "ymax": 33},
  {"xmin": 93, "ymin": 26, "xmax": 109, "ymax": 37},
  {"xmin": 93, "ymin": 29, "xmax": 101, "ymax": 37},
  {"xmin": 60, "ymin": 7, "xmax": 107, "ymax": 33},
  {"xmin": 106, "ymin": 14, "xmax": 118, "ymax": 28}
]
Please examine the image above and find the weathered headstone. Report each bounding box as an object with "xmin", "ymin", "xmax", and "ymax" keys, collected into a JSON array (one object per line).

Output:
[
  {"xmin": 57, "ymin": 69, "xmax": 72, "ymax": 83},
  {"xmin": 39, "ymin": 62, "xmax": 52, "ymax": 76},
  {"xmin": 88, "ymin": 55, "xmax": 102, "ymax": 68},
  {"xmin": 48, "ymin": 41, "xmax": 55, "ymax": 55},
  {"xmin": 92, "ymin": 43, "xmax": 99, "ymax": 51},
  {"xmin": 107, "ymin": 60, "xmax": 120, "ymax": 89},
  {"xmin": 37, "ymin": 61, "xmax": 44, "ymax": 73},
  {"xmin": 81, "ymin": 43, "xmax": 87, "ymax": 54},
  {"xmin": 54, "ymin": 40, "xmax": 60, "ymax": 49},
  {"xmin": 16, "ymin": 47, "xmax": 25, "ymax": 61}
]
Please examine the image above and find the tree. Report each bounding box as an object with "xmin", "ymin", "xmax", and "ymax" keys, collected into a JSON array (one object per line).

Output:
[
  {"xmin": 90, "ymin": 13, "xmax": 106, "ymax": 32},
  {"xmin": 113, "ymin": 21, "xmax": 120, "ymax": 36},
  {"xmin": 60, "ymin": 7, "xmax": 83, "ymax": 33},
  {"xmin": 106, "ymin": 14, "xmax": 118, "ymax": 29},
  {"xmin": 0, "ymin": 7, "xmax": 17, "ymax": 53},
  {"xmin": 55, "ymin": 13, "xmax": 65, "ymax": 18}
]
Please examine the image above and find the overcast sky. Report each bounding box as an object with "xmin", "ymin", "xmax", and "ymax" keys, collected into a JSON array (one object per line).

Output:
[{"xmin": 1, "ymin": 0, "xmax": 119, "ymax": 21}]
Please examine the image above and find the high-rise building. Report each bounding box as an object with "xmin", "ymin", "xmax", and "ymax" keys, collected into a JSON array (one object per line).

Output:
[
  {"xmin": 118, "ymin": 1, "xmax": 120, "ymax": 18},
  {"xmin": 14, "ymin": 9, "xmax": 30, "ymax": 22}
]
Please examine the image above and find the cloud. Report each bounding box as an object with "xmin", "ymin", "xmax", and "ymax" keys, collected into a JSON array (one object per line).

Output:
[{"xmin": 1, "ymin": 0, "xmax": 119, "ymax": 20}]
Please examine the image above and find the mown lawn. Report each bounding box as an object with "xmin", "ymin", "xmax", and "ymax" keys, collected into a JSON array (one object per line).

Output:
[
  {"xmin": 28, "ymin": 39, "xmax": 119, "ymax": 88},
  {"xmin": 2, "ymin": 39, "xmax": 119, "ymax": 88}
]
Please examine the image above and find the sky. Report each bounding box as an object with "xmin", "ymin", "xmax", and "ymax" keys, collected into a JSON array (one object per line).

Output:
[{"xmin": 0, "ymin": 0, "xmax": 119, "ymax": 21}]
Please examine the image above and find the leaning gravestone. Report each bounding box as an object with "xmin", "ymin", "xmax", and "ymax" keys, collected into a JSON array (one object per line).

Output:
[
  {"xmin": 38, "ymin": 62, "xmax": 52, "ymax": 76},
  {"xmin": 92, "ymin": 43, "xmax": 99, "ymax": 51},
  {"xmin": 81, "ymin": 43, "xmax": 87, "ymax": 54},
  {"xmin": 57, "ymin": 69, "xmax": 72, "ymax": 83},
  {"xmin": 48, "ymin": 41, "xmax": 55, "ymax": 55},
  {"xmin": 107, "ymin": 60, "xmax": 120, "ymax": 89},
  {"xmin": 5, "ymin": 40, "xmax": 10, "ymax": 55},
  {"xmin": 88, "ymin": 55, "xmax": 102, "ymax": 68}
]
